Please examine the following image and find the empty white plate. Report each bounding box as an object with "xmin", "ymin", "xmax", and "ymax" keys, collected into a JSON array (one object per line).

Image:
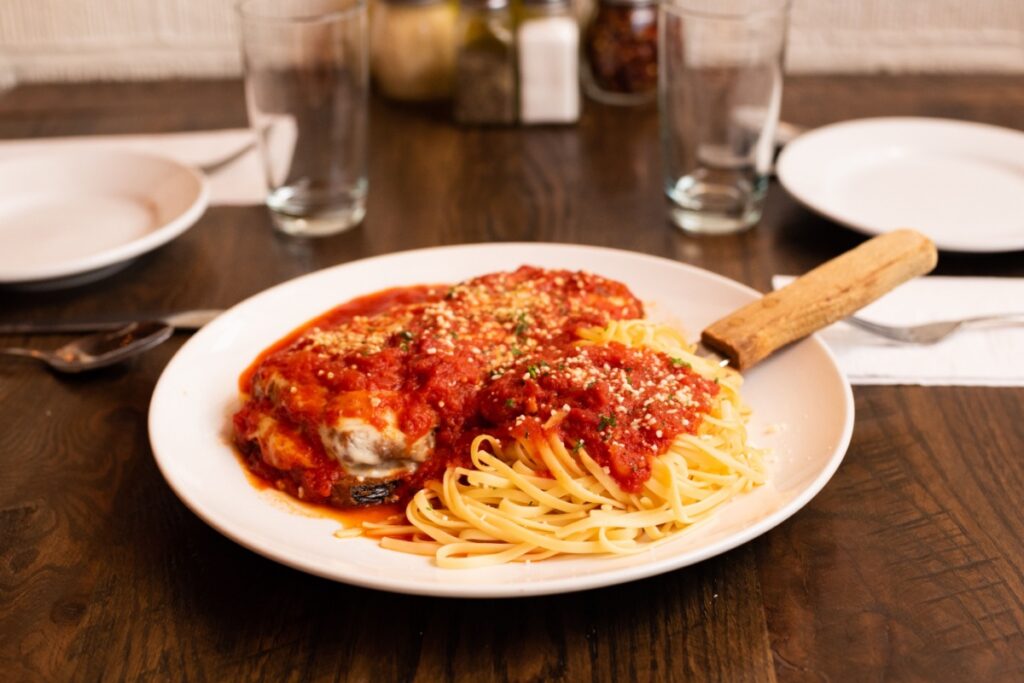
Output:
[
  {"xmin": 777, "ymin": 117, "xmax": 1024, "ymax": 253},
  {"xmin": 0, "ymin": 149, "xmax": 209, "ymax": 285}
]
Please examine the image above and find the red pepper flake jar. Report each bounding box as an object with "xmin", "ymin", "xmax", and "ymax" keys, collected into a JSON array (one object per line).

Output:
[{"xmin": 582, "ymin": 0, "xmax": 658, "ymax": 105}]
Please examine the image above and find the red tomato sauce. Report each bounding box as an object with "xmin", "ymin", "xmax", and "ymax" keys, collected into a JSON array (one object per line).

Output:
[
  {"xmin": 476, "ymin": 344, "xmax": 717, "ymax": 492},
  {"xmin": 233, "ymin": 448, "xmax": 403, "ymax": 526},
  {"xmin": 233, "ymin": 267, "xmax": 715, "ymax": 508},
  {"xmin": 238, "ymin": 284, "xmax": 442, "ymax": 395}
]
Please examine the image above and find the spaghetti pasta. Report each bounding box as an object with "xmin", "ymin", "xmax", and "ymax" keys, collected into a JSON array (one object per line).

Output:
[
  {"xmin": 234, "ymin": 267, "xmax": 766, "ymax": 567},
  {"xmin": 364, "ymin": 319, "xmax": 765, "ymax": 568}
]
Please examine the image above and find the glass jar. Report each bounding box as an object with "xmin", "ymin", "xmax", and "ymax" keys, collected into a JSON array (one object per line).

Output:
[
  {"xmin": 582, "ymin": 0, "xmax": 657, "ymax": 105},
  {"xmin": 370, "ymin": 0, "xmax": 458, "ymax": 101},
  {"xmin": 454, "ymin": 0, "xmax": 517, "ymax": 124}
]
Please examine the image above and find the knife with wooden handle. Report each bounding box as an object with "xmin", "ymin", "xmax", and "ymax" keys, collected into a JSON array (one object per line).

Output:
[{"xmin": 701, "ymin": 229, "xmax": 938, "ymax": 370}]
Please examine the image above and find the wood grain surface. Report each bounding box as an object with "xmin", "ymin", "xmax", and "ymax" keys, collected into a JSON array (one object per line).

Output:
[
  {"xmin": 1, "ymin": 75, "xmax": 1023, "ymax": 682},
  {"xmin": 702, "ymin": 230, "xmax": 938, "ymax": 369}
]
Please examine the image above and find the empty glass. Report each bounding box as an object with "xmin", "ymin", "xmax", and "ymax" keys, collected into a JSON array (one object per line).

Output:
[
  {"xmin": 0, "ymin": 54, "xmax": 16, "ymax": 97},
  {"xmin": 238, "ymin": 0, "xmax": 369, "ymax": 237},
  {"xmin": 660, "ymin": 0, "xmax": 789, "ymax": 234}
]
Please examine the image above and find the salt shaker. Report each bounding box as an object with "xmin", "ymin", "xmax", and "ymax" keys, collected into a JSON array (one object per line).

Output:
[{"xmin": 517, "ymin": 0, "xmax": 580, "ymax": 124}]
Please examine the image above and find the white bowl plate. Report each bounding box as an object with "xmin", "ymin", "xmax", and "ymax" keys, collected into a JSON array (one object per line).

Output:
[
  {"xmin": 149, "ymin": 244, "xmax": 854, "ymax": 598},
  {"xmin": 777, "ymin": 117, "xmax": 1024, "ymax": 253},
  {"xmin": 0, "ymin": 149, "xmax": 209, "ymax": 285}
]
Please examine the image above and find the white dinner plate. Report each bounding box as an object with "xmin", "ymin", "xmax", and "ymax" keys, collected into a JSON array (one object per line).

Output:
[
  {"xmin": 149, "ymin": 244, "xmax": 854, "ymax": 598},
  {"xmin": 777, "ymin": 117, "xmax": 1024, "ymax": 253},
  {"xmin": 0, "ymin": 149, "xmax": 209, "ymax": 285}
]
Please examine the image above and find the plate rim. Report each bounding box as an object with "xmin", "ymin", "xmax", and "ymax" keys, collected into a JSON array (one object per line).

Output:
[
  {"xmin": 776, "ymin": 116, "xmax": 1024, "ymax": 254},
  {"xmin": 148, "ymin": 242, "xmax": 855, "ymax": 598},
  {"xmin": 0, "ymin": 148, "xmax": 210, "ymax": 283}
]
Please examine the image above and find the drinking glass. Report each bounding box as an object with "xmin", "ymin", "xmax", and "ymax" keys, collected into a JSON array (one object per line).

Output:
[
  {"xmin": 0, "ymin": 54, "xmax": 16, "ymax": 97},
  {"xmin": 660, "ymin": 0, "xmax": 789, "ymax": 234},
  {"xmin": 238, "ymin": 0, "xmax": 368, "ymax": 237}
]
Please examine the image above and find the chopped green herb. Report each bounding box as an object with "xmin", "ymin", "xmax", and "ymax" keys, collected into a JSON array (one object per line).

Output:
[
  {"xmin": 514, "ymin": 312, "xmax": 529, "ymax": 336},
  {"xmin": 527, "ymin": 364, "xmax": 540, "ymax": 379},
  {"xmin": 505, "ymin": 398, "xmax": 516, "ymax": 409},
  {"xmin": 585, "ymin": 380, "xmax": 597, "ymax": 390},
  {"xmin": 571, "ymin": 440, "xmax": 584, "ymax": 454},
  {"xmin": 598, "ymin": 414, "xmax": 617, "ymax": 431},
  {"xmin": 399, "ymin": 330, "xmax": 415, "ymax": 341},
  {"xmin": 669, "ymin": 357, "xmax": 691, "ymax": 369},
  {"xmin": 511, "ymin": 347, "xmax": 523, "ymax": 357}
]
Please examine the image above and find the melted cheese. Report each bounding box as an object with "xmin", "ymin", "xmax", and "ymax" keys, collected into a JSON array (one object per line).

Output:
[{"xmin": 319, "ymin": 411, "xmax": 435, "ymax": 479}]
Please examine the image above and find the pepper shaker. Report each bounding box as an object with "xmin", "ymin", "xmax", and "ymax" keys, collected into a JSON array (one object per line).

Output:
[{"xmin": 455, "ymin": 0, "xmax": 518, "ymax": 124}]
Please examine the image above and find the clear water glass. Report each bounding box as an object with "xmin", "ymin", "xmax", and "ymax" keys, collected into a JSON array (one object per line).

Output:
[
  {"xmin": 0, "ymin": 54, "xmax": 16, "ymax": 96},
  {"xmin": 660, "ymin": 0, "xmax": 789, "ymax": 235},
  {"xmin": 239, "ymin": 0, "xmax": 368, "ymax": 237}
]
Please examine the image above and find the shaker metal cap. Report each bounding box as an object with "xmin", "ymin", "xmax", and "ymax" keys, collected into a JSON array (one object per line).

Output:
[
  {"xmin": 379, "ymin": 0, "xmax": 446, "ymax": 6},
  {"xmin": 461, "ymin": 0, "xmax": 510, "ymax": 8}
]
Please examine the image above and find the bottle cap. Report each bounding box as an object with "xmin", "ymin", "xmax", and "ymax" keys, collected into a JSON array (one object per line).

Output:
[
  {"xmin": 379, "ymin": 0, "xmax": 446, "ymax": 6},
  {"xmin": 461, "ymin": 0, "xmax": 510, "ymax": 8}
]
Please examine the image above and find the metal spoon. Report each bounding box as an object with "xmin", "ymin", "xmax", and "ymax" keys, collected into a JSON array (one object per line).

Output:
[{"xmin": 0, "ymin": 321, "xmax": 174, "ymax": 373}]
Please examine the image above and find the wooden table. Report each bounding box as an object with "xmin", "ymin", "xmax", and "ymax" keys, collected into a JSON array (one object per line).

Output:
[{"xmin": 2, "ymin": 76, "xmax": 1023, "ymax": 682}]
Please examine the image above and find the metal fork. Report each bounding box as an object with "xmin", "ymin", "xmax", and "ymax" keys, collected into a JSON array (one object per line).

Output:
[
  {"xmin": 196, "ymin": 141, "xmax": 256, "ymax": 175},
  {"xmin": 845, "ymin": 313, "xmax": 1024, "ymax": 344}
]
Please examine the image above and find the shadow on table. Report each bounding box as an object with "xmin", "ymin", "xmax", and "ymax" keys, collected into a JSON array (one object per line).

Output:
[{"xmin": 142, "ymin": 508, "xmax": 771, "ymax": 680}]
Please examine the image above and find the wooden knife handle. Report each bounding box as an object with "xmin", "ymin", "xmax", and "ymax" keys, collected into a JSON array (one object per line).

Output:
[{"xmin": 701, "ymin": 229, "xmax": 938, "ymax": 370}]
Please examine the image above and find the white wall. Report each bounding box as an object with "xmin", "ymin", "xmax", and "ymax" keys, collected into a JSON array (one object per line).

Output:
[
  {"xmin": 788, "ymin": 0, "xmax": 1024, "ymax": 73},
  {"xmin": 0, "ymin": 0, "xmax": 1022, "ymax": 82}
]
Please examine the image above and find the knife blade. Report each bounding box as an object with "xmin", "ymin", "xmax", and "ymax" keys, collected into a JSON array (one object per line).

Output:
[{"xmin": 0, "ymin": 309, "xmax": 223, "ymax": 335}]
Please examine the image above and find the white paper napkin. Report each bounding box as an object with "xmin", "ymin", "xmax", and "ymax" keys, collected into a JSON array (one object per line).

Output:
[
  {"xmin": 0, "ymin": 129, "xmax": 265, "ymax": 205},
  {"xmin": 772, "ymin": 275, "xmax": 1024, "ymax": 386}
]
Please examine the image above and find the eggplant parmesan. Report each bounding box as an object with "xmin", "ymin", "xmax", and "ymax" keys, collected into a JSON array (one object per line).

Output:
[{"xmin": 233, "ymin": 266, "xmax": 644, "ymax": 508}]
